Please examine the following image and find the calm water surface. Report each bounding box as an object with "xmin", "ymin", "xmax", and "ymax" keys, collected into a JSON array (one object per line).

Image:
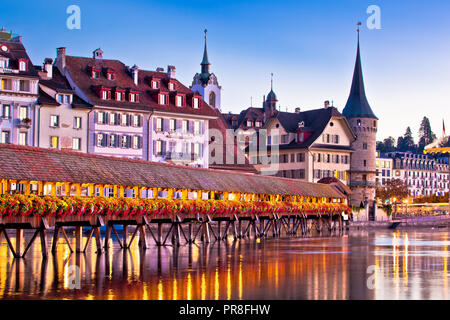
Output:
[{"xmin": 1, "ymin": 229, "xmax": 450, "ymax": 300}]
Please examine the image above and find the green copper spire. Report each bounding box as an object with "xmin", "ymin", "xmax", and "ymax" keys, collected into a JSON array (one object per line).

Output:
[
  {"xmin": 342, "ymin": 23, "xmax": 378, "ymax": 119},
  {"xmin": 201, "ymin": 29, "xmax": 210, "ymax": 74}
]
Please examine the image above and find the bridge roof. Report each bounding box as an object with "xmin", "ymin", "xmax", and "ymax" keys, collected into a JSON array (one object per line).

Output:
[{"xmin": 0, "ymin": 144, "xmax": 345, "ymax": 199}]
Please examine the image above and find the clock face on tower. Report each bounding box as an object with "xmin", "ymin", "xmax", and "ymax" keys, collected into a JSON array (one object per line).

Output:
[{"xmin": 1, "ymin": 45, "xmax": 8, "ymax": 52}]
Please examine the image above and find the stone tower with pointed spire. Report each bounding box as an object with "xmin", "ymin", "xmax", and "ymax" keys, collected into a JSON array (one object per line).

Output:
[
  {"xmin": 190, "ymin": 29, "xmax": 222, "ymax": 111},
  {"xmin": 343, "ymin": 24, "xmax": 378, "ymax": 217}
]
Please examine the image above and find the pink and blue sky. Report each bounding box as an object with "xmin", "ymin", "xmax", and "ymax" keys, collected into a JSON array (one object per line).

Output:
[{"xmin": 2, "ymin": 0, "xmax": 449, "ymax": 141}]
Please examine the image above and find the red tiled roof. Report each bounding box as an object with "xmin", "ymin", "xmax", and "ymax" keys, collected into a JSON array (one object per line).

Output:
[
  {"xmin": 64, "ymin": 56, "xmax": 217, "ymax": 117},
  {"xmin": 0, "ymin": 144, "xmax": 345, "ymax": 199},
  {"xmin": 0, "ymin": 39, "xmax": 39, "ymax": 78}
]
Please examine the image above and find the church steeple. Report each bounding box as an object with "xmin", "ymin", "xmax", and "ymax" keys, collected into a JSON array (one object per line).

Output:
[
  {"xmin": 342, "ymin": 23, "xmax": 378, "ymax": 119},
  {"xmin": 201, "ymin": 29, "xmax": 210, "ymax": 75}
]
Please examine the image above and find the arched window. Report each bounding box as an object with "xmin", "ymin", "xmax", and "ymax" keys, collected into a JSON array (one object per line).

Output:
[{"xmin": 209, "ymin": 91, "xmax": 216, "ymax": 108}]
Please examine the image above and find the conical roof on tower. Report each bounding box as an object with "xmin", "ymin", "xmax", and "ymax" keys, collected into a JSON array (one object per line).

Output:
[
  {"xmin": 201, "ymin": 29, "xmax": 210, "ymax": 66},
  {"xmin": 342, "ymin": 26, "xmax": 378, "ymax": 119},
  {"xmin": 266, "ymin": 73, "xmax": 278, "ymax": 102}
]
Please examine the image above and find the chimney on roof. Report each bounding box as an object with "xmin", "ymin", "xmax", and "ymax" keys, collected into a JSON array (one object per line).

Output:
[
  {"xmin": 167, "ymin": 65, "xmax": 176, "ymax": 79},
  {"xmin": 56, "ymin": 47, "xmax": 66, "ymax": 70},
  {"xmin": 156, "ymin": 67, "xmax": 164, "ymax": 72},
  {"xmin": 295, "ymin": 107, "xmax": 301, "ymax": 114},
  {"xmin": 130, "ymin": 65, "xmax": 139, "ymax": 85},
  {"xmin": 44, "ymin": 58, "xmax": 53, "ymax": 79},
  {"xmin": 93, "ymin": 48, "xmax": 104, "ymax": 60},
  {"xmin": 324, "ymin": 100, "xmax": 330, "ymax": 109}
]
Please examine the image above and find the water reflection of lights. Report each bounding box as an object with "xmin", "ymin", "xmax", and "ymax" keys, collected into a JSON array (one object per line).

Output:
[{"xmin": 1, "ymin": 230, "xmax": 450, "ymax": 300}]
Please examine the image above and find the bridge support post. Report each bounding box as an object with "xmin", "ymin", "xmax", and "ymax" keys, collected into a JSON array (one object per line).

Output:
[
  {"xmin": 15, "ymin": 229, "xmax": 23, "ymax": 258},
  {"xmin": 75, "ymin": 226, "xmax": 83, "ymax": 253}
]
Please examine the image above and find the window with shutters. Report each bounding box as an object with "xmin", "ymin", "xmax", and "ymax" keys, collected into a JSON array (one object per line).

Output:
[
  {"xmin": 156, "ymin": 118, "xmax": 163, "ymax": 132},
  {"xmin": 194, "ymin": 143, "xmax": 201, "ymax": 156},
  {"xmin": 97, "ymin": 112, "xmax": 106, "ymax": 124},
  {"xmin": 182, "ymin": 120, "xmax": 189, "ymax": 134},
  {"xmin": 97, "ymin": 134, "xmax": 104, "ymax": 147},
  {"xmin": 290, "ymin": 153, "xmax": 295, "ymax": 163},
  {"xmin": 133, "ymin": 115, "xmax": 140, "ymax": 127},
  {"xmin": 2, "ymin": 105, "xmax": 10, "ymax": 119},
  {"xmin": 133, "ymin": 136, "xmax": 139, "ymax": 149},
  {"xmin": 194, "ymin": 121, "xmax": 201, "ymax": 135},
  {"xmin": 168, "ymin": 82, "xmax": 175, "ymax": 91},
  {"xmin": 193, "ymin": 98, "xmax": 199, "ymax": 109},
  {"xmin": 19, "ymin": 106, "xmax": 27, "ymax": 120},
  {"xmin": 121, "ymin": 136, "xmax": 128, "ymax": 148},
  {"xmin": 109, "ymin": 135, "xmax": 116, "ymax": 148},
  {"xmin": 156, "ymin": 140, "xmax": 163, "ymax": 155},
  {"xmin": 159, "ymin": 94, "xmax": 166, "ymax": 105},
  {"xmin": 151, "ymin": 80, "xmax": 158, "ymax": 89},
  {"xmin": 176, "ymin": 95, "xmax": 183, "ymax": 107},
  {"xmin": 19, "ymin": 132, "xmax": 27, "ymax": 146},
  {"xmin": 102, "ymin": 90, "xmax": 109, "ymax": 100},
  {"xmin": 1, "ymin": 131, "xmax": 10, "ymax": 143},
  {"xmin": 109, "ymin": 113, "xmax": 116, "ymax": 125},
  {"xmin": 121, "ymin": 114, "xmax": 128, "ymax": 126},
  {"xmin": 169, "ymin": 119, "xmax": 176, "ymax": 132}
]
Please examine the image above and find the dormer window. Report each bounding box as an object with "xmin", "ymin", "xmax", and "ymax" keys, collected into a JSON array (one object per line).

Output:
[
  {"xmin": 168, "ymin": 82, "xmax": 175, "ymax": 91},
  {"xmin": 129, "ymin": 91, "xmax": 139, "ymax": 103},
  {"xmin": 91, "ymin": 67, "xmax": 100, "ymax": 79},
  {"xmin": 116, "ymin": 91, "xmax": 123, "ymax": 101},
  {"xmin": 57, "ymin": 94, "xmax": 72, "ymax": 104},
  {"xmin": 159, "ymin": 94, "xmax": 167, "ymax": 105},
  {"xmin": 246, "ymin": 120, "xmax": 253, "ymax": 127},
  {"xmin": 18, "ymin": 59, "xmax": 27, "ymax": 71},
  {"xmin": 176, "ymin": 95, "xmax": 183, "ymax": 107},
  {"xmin": 151, "ymin": 80, "xmax": 159, "ymax": 89},
  {"xmin": 193, "ymin": 97, "xmax": 199, "ymax": 109},
  {"xmin": 106, "ymin": 71, "xmax": 115, "ymax": 80},
  {"xmin": 100, "ymin": 88, "xmax": 111, "ymax": 100},
  {"xmin": 255, "ymin": 121, "xmax": 261, "ymax": 128}
]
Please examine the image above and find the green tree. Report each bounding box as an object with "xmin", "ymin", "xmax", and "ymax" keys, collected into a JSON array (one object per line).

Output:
[
  {"xmin": 418, "ymin": 117, "xmax": 437, "ymax": 153},
  {"xmin": 377, "ymin": 136, "xmax": 396, "ymax": 154},
  {"xmin": 376, "ymin": 179, "xmax": 409, "ymax": 217},
  {"xmin": 397, "ymin": 127, "xmax": 416, "ymax": 152}
]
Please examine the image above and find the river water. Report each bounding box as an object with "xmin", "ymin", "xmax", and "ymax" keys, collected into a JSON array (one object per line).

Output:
[{"xmin": 0, "ymin": 228, "xmax": 449, "ymax": 300}]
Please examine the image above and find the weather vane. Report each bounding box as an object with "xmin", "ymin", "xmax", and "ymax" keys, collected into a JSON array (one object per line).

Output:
[
  {"xmin": 357, "ymin": 21, "xmax": 362, "ymax": 32},
  {"xmin": 204, "ymin": 29, "xmax": 208, "ymax": 39}
]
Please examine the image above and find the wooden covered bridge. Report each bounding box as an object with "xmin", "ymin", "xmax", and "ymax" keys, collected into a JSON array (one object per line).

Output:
[{"xmin": 0, "ymin": 144, "xmax": 350, "ymax": 258}]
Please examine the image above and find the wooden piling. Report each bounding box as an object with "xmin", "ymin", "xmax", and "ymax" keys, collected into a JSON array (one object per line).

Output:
[{"xmin": 75, "ymin": 226, "xmax": 83, "ymax": 253}]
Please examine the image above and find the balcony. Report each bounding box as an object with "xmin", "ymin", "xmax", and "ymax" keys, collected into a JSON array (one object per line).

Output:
[
  {"xmin": 17, "ymin": 118, "xmax": 32, "ymax": 129},
  {"xmin": 349, "ymin": 180, "xmax": 379, "ymax": 188}
]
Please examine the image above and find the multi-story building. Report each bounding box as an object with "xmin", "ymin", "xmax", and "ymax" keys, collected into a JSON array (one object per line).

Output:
[
  {"xmin": 342, "ymin": 28, "xmax": 378, "ymax": 212},
  {"xmin": 386, "ymin": 152, "xmax": 449, "ymax": 197},
  {"xmin": 375, "ymin": 151, "xmax": 393, "ymax": 186},
  {"xmin": 247, "ymin": 101, "xmax": 356, "ymax": 184},
  {"xmin": 35, "ymin": 59, "xmax": 92, "ymax": 152},
  {"xmin": 0, "ymin": 29, "xmax": 39, "ymax": 146},
  {"xmin": 53, "ymin": 47, "xmax": 217, "ymax": 167}
]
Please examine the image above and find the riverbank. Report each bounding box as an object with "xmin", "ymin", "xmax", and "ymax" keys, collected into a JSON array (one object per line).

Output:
[{"xmin": 349, "ymin": 215, "xmax": 450, "ymax": 230}]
